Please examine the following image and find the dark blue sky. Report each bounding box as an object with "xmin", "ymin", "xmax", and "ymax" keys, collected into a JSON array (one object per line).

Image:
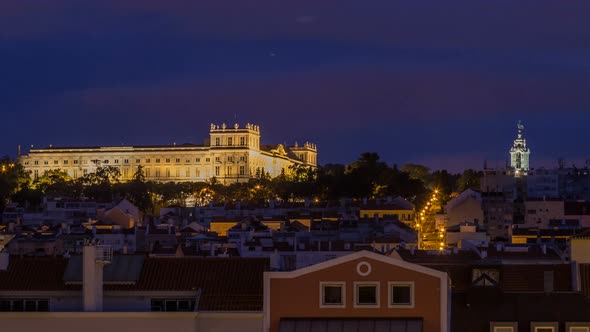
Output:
[{"xmin": 2, "ymin": 0, "xmax": 590, "ymax": 172}]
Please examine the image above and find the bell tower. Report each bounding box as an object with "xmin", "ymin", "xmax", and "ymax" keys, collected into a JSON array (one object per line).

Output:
[{"xmin": 509, "ymin": 121, "xmax": 530, "ymax": 177}]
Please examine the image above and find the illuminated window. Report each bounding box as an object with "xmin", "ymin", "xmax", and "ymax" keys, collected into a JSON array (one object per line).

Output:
[
  {"xmin": 165, "ymin": 168, "xmax": 170, "ymax": 177},
  {"xmin": 215, "ymin": 137, "xmax": 220, "ymax": 146},
  {"xmin": 136, "ymin": 159, "xmax": 141, "ymax": 163},
  {"xmin": 185, "ymin": 168, "xmax": 190, "ymax": 177},
  {"xmin": 145, "ymin": 168, "xmax": 151, "ymax": 177},
  {"xmin": 320, "ymin": 282, "xmax": 345, "ymax": 308},
  {"xmin": 205, "ymin": 158, "xmax": 210, "ymax": 162},
  {"xmin": 73, "ymin": 170, "xmax": 77, "ymax": 178},
  {"xmin": 175, "ymin": 159, "xmax": 180, "ymax": 163},
  {"xmin": 532, "ymin": 322, "xmax": 558, "ymax": 332},
  {"xmin": 228, "ymin": 137, "xmax": 233, "ymax": 146},
  {"xmin": 239, "ymin": 166, "xmax": 245, "ymax": 176},
  {"xmin": 33, "ymin": 170, "xmax": 39, "ymax": 180},
  {"xmin": 388, "ymin": 282, "xmax": 414, "ymax": 308},
  {"xmin": 73, "ymin": 160, "xmax": 78, "ymax": 165},
  {"xmin": 569, "ymin": 326, "xmax": 590, "ymax": 332},
  {"xmin": 156, "ymin": 159, "xmax": 160, "ymax": 163},
  {"xmin": 165, "ymin": 159, "xmax": 170, "ymax": 163},
  {"xmin": 123, "ymin": 168, "xmax": 128, "ymax": 178},
  {"xmin": 196, "ymin": 158, "xmax": 201, "ymax": 163},
  {"xmin": 155, "ymin": 169, "xmax": 160, "ymax": 177},
  {"xmin": 175, "ymin": 168, "xmax": 180, "ymax": 177},
  {"xmin": 240, "ymin": 137, "xmax": 246, "ymax": 146},
  {"xmin": 196, "ymin": 169, "xmax": 201, "ymax": 177},
  {"xmin": 63, "ymin": 160, "xmax": 68, "ymax": 165},
  {"xmin": 354, "ymin": 282, "xmax": 379, "ymax": 307},
  {"xmin": 215, "ymin": 166, "xmax": 220, "ymax": 176},
  {"xmin": 492, "ymin": 326, "xmax": 515, "ymax": 332}
]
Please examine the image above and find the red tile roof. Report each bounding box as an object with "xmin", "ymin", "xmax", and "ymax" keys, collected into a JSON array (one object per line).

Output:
[{"xmin": 0, "ymin": 256, "xmax": 268, "ymax": 311}]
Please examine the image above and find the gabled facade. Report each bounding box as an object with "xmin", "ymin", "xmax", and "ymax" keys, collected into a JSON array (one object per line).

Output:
[{"xmin": 264, "ymin": 250, "xmax": 450, "ymax": 332}]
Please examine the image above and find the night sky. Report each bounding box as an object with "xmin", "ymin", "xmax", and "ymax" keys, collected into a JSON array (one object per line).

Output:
[{"xmin": 2, "ymin": 1, "xmax": 590, "ymax": 172}]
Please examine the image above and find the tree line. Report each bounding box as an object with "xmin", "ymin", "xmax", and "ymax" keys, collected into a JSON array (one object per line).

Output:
[{"xmin": 0, "ymin": 153, "xmax": 481, "ymax": 215}]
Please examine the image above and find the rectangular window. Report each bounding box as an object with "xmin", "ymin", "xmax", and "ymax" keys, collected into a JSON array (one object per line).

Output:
[
  {"xmin": 227, "ymin": 166, "xmax": 232, "ymax": 176},
  {"xmin": 354, "ymin": 282, "xmax": 379, "ymax": 307},
  {"xmin": 146, "ymin": 159, "xmax": 151, "ymax": 163},
  {"xmin": 44, "ymin": 161, "xmax": 49, "ymax": 165},
  {"xmin": 34, "ymin": 170, "xmax": 39, "ymax": 180},
  {"xmin": 63, "ymin": 160, "xmax": 68, "ymax": 165},
  {"xmin": 240, "ymin": 156, "xmax": 246, "ymax": 162},
  {"xmin": 73, "ymin": 160, "xmax": 78, "ymax": 164},
  {"xmin": 240, "ymin": 136, "xmax": 246, "ymax": 146},
  {"xmin": 166, "ymin": 158, "xmax": 170, "ymax": 163},
  {"xmin": 535, "ymin": 329, "xmax": 555, "ymax": 332},
  {"xmin": 215, "ymin": 166, "xmax": 220, "ymax": 177},
  {"xmin": 215, "ymin": 157, "xmax": 221, "ymax": 163},
  {"xmin": 165, "ymin": 168, "xmax": 170, "ymax": 177},
  {"xmin": 389, "ymin": 282, "xmax": 414, "ymax": 308},
  {"xmin": 185, "ymin": 168, "xmax": 190, "ymax": 177},
  {"xmin": 570, "ymin": 327, "xmax": 590, "ymax": 332},
  {"xmin": 205, "ymin": 158, "xmax": 210, "ymax": 162},
  {"xmin": 136, "ymin": 159, "xmax": 141, "ymax": 163},
  {"xmin": 228, "ymin": 156, "xmax": 234, "ymax": 162},
  {"xmin": 73, "ymin": 170, "xmax": 78, "ymax": 178},
  {"xmin": 150, "ymin": 299, "xmax": 196, "ymax": 312},
  {"xmin": 156, "ymin": 159, "xmax": 160, "ymax": 163},
  {"xmin": 320, "ymin": 282, "xmax": 345, "ymax": 308},
  {"xmin": 532, "ymin": 323, "xmax": 558, "ymax": 332},
  {"xmin": 0, "ymin": 299, "xmax": 49, "ymax": 312},
  {"xmin": 215, "ymin": 137, "xmax": 220, "ymax": 146},
  {"xmin": 175, "ymin": 158, "xmax": 180, "ymax": 163},
  {"xmin": 34, "ymin": 160, "xmax": 38, "ymax": 165},
  {"xmin": 124, "ymin": 159, "xmax": 129, "ymax": 164},
  {"xmin": 228, "ymin": 137, "xmax": 233, "ymax": 146},
  {"xmin": 145, "ymin": 168, "xmax": 151, "ymax": 177},
  {"xmin": 54, "ymin": 160, "xmax": 59, "ymax": 165},
  {"xmin": 493, "ymin": 327, "xmax": 514, "ymax": 332},
  {"xmin": 185, "ymin": 159, "xmax": 190, "ymax": 163},
  {"xmin": 239, "ymin": 166, "xmax": 245, "ymax": 176},
  {"xmin": 175, "ymin": 168, "xmax": 180, "ymax": 177},
  {"xmin": 196, "ymin": 158, "xmax": 201, "ymax": 163},
  {"xmin": 114, "ymin": 160, "xmax": 119, "ymax": 164},
  {"xmin": 196, "ymin": 169, "xmax": 201, "ymax": 177}
]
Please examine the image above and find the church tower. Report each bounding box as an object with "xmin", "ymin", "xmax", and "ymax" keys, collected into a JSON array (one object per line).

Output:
[{"xmin": 509, "ymin": 121, "xmax": 530, "ymax": 177}]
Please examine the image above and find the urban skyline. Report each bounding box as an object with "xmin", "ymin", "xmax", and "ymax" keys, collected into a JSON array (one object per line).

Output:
[{"xmin": 2, "ymin": 1, "xmax": 590, "ymax": 172}]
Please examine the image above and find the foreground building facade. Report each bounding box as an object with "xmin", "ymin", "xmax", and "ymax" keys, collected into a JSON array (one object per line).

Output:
[{"xmin": 19, "ymin": 123, "xmax": 317, "ymax": 184}]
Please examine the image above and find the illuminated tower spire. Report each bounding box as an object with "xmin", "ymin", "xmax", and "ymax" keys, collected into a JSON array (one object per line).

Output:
[{"xmin": 509, "ymin": 121, "xmax": 530, "ymax": 177}]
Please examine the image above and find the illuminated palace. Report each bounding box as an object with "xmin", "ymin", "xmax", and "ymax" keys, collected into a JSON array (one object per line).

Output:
[{"xmin": 19, "ymin": 123, "xmax": 318, "ymax": 184}]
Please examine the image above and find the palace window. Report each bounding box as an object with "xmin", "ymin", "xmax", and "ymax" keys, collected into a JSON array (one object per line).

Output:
[
  {"xmin": 240, "ymin": 156, "xmax": 246, "ymax": 162},
  {"xmin": 54, "ymin": 160, "xmax": 59, "ymax": 165},
  {"xmin": 354, "ymin": 282, "xmax": 379, "ymax": 307},
  {"xmin": 239, "ymin": 166, "xmax": 245, "ymax": 176},
  {"xmin": 175, "ymin": 168, "xmax": 180, "ymax": 177},
  {"xmin": 73, "ymin": 170, "xmax": 78, "ymax": 178},
  {"xmin": 196, "ymin": 158, "xmax": 201, "ymax": 163},
  {"xmin": 215, "ymin": 137, "xmax": 220, "ymax": 146},
  {"xmin": 569, "ymin": 327, "xmax": 590, "ymax": 332},
  {"xmin": 175, "ymin": 158, "xmax": 180, "ymax": 163},
  {"xmin": 124, "ymin": 159, "xmax": 129, "ymax": 164},
  {"xmin": 228, "ymin": 156, "xmax": 234, "ymax": 162},
  {"xmin": 215, "ymin": 157, "xmax": 221, "ymax": 163},
  {"xmin": 136, "ymin": 159, "xmax": 141, "ymax": 163},
  {"xmin": 185, "ymin": 168, "xmax": 190, "ymax": 177},
  {"xmin": 388, "ymin": 282, "xmax": 414, "ymax": 308},
  {"xmin": 240, "ymin": 136, "xmax": 246, "ymax": 146},
  {"xmin": 205, "ymin": 158, "xmax": 210, "ymax": 162},
  {"xmin": 226, "ymin": 166, "xmax": 232, "ymax": 176},
  {"xmin": 155, "ymin": 169, "xmax": 160, "ymax": 177},
  {"xmin": 73, "ymin": 160, "xmax": 78, "ymax": 165},
  {"xmin": 146, "ymin": 159, "xmax": 151, "ymax": 163},
  {"xmin": 63, "ymin": 160, "xmax": 68, "ymax": 165},
  {"xmin": 165, "ymin": 159, "xmax": 170, "ymax": 163},
  {"xmin": 196, "ymin": 169, "xmax": 201, "ymax": 177},
  {"xmin": 532, "ymin": 322, "xmax": 558, "ymax": 332},
  {"xmin": 114, "ymin": 160, "xmax": 119, "ymax": 164},
  {"xmin": 44, "ymin": 161, "xmax": 49, "ymax": 165},
  {"xmin": 0, "ymin": 299, "xmax": 49, "ymax": 312},
  {"xmin": 145, "ymin": 168, "xmax": 151, "ymax": 177},
  {"xmin": 33, "ymin": 161, "xmax": 38, "ymax": 165},
  {"xmin": 33, "ymin": 170, "xmax": 39, "ymax": 180},
  {"xmin": 228, "ymin": 137, "xmax": 233, "ymax": 146},
  {"xmin": 490, "ymin": 323, "xmax": 517, "ymax": 332},
  {"xmin": 215, "ymin": 166, "xmax": 220, "ymax": 177},
  {"xmin": 156, "ymin": 159, "xmax": 160, "ymax": 163},
  {"xmin": 150, "ymin": 299, "xmax": 196, "ymax": 312},
  {"xmin": 165, "ymin": 168, "xmax": 170, "ymax": 177},
  {"xmin": 320, "ymin": 282, "xmax": 345, "ymax": 308}
]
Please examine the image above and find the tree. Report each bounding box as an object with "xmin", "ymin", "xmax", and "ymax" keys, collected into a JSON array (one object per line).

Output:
[
  {"xmin": 0, "ymin": 157, "xmax": 32, "ymax": 212},
  {"xmin": 456, "ymin": 169, "xmax": 481, "ymax": 192}
]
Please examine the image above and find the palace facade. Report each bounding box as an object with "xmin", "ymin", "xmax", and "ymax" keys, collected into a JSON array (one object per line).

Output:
[{"xmin": 18, "ymin": 123, "xmax": 317, "ymax": 184}]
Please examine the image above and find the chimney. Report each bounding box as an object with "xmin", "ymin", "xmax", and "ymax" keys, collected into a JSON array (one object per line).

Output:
[
  {"xmin": 83, "ymin": 244, "xmax": 111, "ymax": 312},
  {"xmin": 0, "ymin": 252, "xmax": 9, "ymax": 270}
]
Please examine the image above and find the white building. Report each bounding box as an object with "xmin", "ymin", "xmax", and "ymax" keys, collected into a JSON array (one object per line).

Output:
[
  {"xmin": 19, "ymin": 123, "xmax": 317, "ymax": 184},
  {"xmin": 509, "ymin": 121, "xmax": 531, "ymax": 177}
]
